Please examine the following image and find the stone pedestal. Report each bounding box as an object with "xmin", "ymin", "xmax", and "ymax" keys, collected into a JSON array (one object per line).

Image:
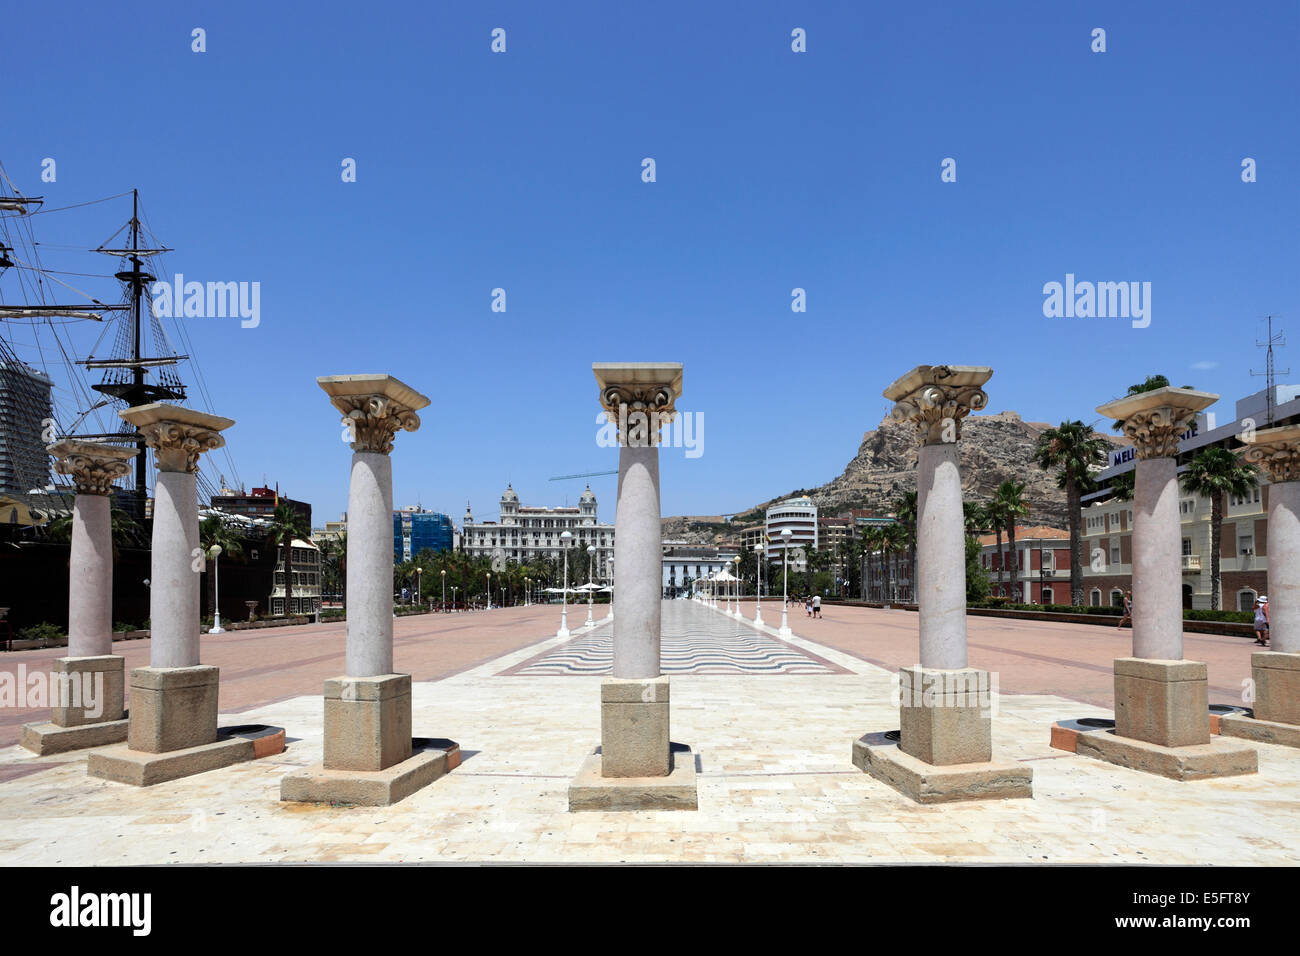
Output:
[
  {"xmin": 21, "ymin": 440, "xmax": 136, "ymax": 755},
  {"xmin": 1086, "ymin": 387, "xmax": 1258, "ymax": 779},
  {"xmin": 89, "ymin": 404, "xmax": 282, "ymax": 786},
  {"xmin": 569, "ymin": 363, "xmax": 696, "ymax": 811},
  {"xmin": 282, "ymin": 375, "xmax": 456, "ymax": 807},
  {"xmin": 855, "ymin": 366, "xmax": 1032, "ymax": 803},
  {"xmin": 1220, "ymin": 427, "xmax": 1300, "ymax": 749}
]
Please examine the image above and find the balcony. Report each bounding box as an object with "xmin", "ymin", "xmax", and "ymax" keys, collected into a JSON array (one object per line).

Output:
[{"xmin": 1181, "ymin": 554, "xmax": 1201, "ymax": 572}]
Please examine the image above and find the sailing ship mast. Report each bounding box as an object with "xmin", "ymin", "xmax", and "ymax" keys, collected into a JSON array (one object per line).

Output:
[{"xmin": 81, "ymin": 189, "xmax": 188, "ymax": 519}]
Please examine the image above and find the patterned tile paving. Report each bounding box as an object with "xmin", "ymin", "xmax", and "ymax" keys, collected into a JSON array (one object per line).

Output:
[{"xmin": 501, "ymin": 600, "xmax": 849, "ymax": 676}]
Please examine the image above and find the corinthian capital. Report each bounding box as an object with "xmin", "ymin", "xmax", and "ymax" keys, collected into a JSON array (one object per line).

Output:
[
  {"xmin": 318, "ymin": 374, "xmax": 430, "ymax": 455},
  {"xmin": 1096, "ymin": 387, "xmax": 1218, "ymax": 461},
  {"xmin": 593, "ymin": 362, "xmax": 683, "ymax": 447},
  {"xmin": 883, "ymin": 365, "xmax": 991, "ymax": 446},
  {"xmin": 48, "ymin": 439, "xmax": 139, "ymax": 496},
  {"xmin": 119, "ymin": 404, "xmax": 234, "ymax": 474},
  {"xmin": 1238, "ymin": 424, "xmax": 1300, "ymax": 484}
]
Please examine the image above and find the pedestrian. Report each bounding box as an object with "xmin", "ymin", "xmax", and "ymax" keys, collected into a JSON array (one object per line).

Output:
[
  {"xmin": 1117, "ymin": 589, "xmax": 1133, "ymax": 629},
  {"xmin": 805, "ymin": 595, "xmax": 812, "ymax": 617},
  {"xmin": 1254, "ymin": 596, "xmax": 1270, "ymax": 646},
  {"xmin": 813, "ymin": 594, "xmax": 822, "ymax": 619}
]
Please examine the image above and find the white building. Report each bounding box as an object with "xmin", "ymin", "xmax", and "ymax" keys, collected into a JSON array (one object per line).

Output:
[
  {"xmin": 662, "ymin": 545, "xmax": 739, "ymax": 598},
  {"xmin": 765, "ymin": 496, "xmax": 818, "ymax": 571},
  {"xmin": 462, "ymin": 483, "xmax": 614, "ymax": 575},
  {"xmin": 270, "ymin": 537, "xmax": 321, "ymax": 616}
]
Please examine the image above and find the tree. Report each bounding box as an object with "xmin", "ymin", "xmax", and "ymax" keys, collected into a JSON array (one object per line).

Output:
[
  {"xmin": 983, "ymin": 498, "xmax": 1007, "ymax": 597},
  {"xmin": 993, "ymin": 480, "xmax": 1030, "ymax": 602},
  {"xmin": 1035, "ymin": 421, "xmax": 1109, "ymax": 605},
  {"xmin": 1110, "ymin": 375, "xmax": 1194, "ymax": 431},
  {"xmin": 265, "ymin": 503, "xmax": 312, "ymax": 616},
  {"xmin": 963, "ymin": 501, "xmax": 990, "ymax": 534},
  {"xmin": 894, "ymin": 492, "xmax": 918, "ymax": 603},
  {"xmin": 1179, "ymin": 447, "xmax": 1259, "ymax": 610},
  {"xmin": 966, "ymin": 533, "xmax": 991, "ymax": 603},
  {"xmin": 47, "ymin": 505, "xmax": 143, "ymax": 561},
  {"xmin": 200, "ymin": 515, "xmax": 245, "ymax": 620}
]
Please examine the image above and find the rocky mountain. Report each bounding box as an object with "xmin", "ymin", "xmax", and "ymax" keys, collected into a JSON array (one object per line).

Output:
[{"xmin": 664, "ymin": 411, "xmax": 1127, "ymax": 542}]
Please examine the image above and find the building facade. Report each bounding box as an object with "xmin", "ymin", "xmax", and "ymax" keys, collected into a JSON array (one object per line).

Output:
[
  {"xmin": 269, "ymin": 537, "xmax": 322, "ymax": 616},
  {"xmin": 662, "ymin": 545, "xmax": 739, "ymax": 598},
  {"xmin": 210, "ymin": 484, "xmax": 312, "ymax": 528},
  {"xmin": 394, "ymin": 507, "xmax": 454, "ymax": 560},
  {"xmin": 0, "ymin": 360, "xmax": 53, "ymax": 495},
  {"xmin": 977, "ymin": 525, "xmax": 1072, "ymax": 604},
  {"xmin": 1080, "ymin": 384, "xmax": 1284, "ymax": 611},
  {"xmin": 765, "ymin": 496, "xmax": 818, "ymax": 571},
  {"xmin": 462, "ymin": 484, "xmax": 615, "ymax": 574}
]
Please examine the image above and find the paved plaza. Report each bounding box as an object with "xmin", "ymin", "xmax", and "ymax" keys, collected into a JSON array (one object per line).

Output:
[{"xmin": 0, "ymin": 600, "xmax": 1293, "ymax": 865}]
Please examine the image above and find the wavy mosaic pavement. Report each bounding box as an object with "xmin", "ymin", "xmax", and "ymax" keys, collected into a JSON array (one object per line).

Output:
[{"xmin": 501, "ymin": 601, "xmax": 849, "ymax": 676}]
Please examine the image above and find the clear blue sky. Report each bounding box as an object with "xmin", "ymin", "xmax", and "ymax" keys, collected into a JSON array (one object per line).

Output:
[{"xmin": 5, "ymin": 0, "xmax": 1297, "ymax": 525}]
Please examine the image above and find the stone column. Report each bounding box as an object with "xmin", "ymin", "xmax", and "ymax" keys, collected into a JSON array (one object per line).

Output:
[
  {"xmin": 1088, "ymin": 388, "xmax": 1256, "ymax": 778},
  {"xmin": 121, "ymin": 404, "xmax": 232, "ymax": 753},
  {"xmin": 20, "ymin": 441, "xmax": 137, "ymax": 754},
  {"xmin": 887, "ymin": 366, "xmax": 992, "ymax": 764},
  {"xmin": 316, "ymin": 376, "xmax": 428, "ymax": 775},
  {"xmin": 1221, "ymin": 426, "xmax": 1300, "ymax": 746},
  {"xmin": 852, "ymin": 366, "xmax": 1031, "ymax": 803},
  {"xmin": 596, "ymin": 364, "xmax": 681, "ymax": 778}
]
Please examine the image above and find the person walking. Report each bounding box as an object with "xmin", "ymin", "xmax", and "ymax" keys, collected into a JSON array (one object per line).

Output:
[
  {"xmin": 812, "ymin": 594, "xmax": 822, "ymax": 619},
  {"xmin": 805, "ymin": 595, "xmax": 813, "ymax": 618},
  {"xmin": 1254, "ymin": 596, "xmax": 1270, "ymax": 646},
  {"xmin": 1117, "ymin": 589, "xmax": 1133, "ymax": 629}
]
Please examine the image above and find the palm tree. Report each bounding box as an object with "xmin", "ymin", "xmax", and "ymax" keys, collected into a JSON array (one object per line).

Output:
[
  {"xmin": 265, "ymin": 502, "xmax": 312, "ymax": 616},
  {"xmin": 879, "ymin": 523, "xmax": 907, "ymax": 601},
  {"xmin": 994, "ymin": 480, "xmax": 1030, "ymax": 602},
  {"xmin": 1180, "ymin": 447, "xmax": 1259, "ymax": 610},
  {"xmin": 894, "ymin": 492, "xmax": 918, "ymax": 603},
  {"xmin": 47, "ymin": 506, "xmax": 143, "ymax": 561},
  {"xmin": 1035, "ymin": 421, "xmax": 1109, "ymax": 605},
  {"xmin": 200, "ymin": 515, "xmax": 245, "ymax": 621},
  {"xmin": 984, "ymin": 498, "xmax": 1008, "ymax": 597},
  {"xmin": 1110, "ymin": 375, "xmax": 1195, "ymax": 431},
  {"xmin": 963, "ymin": 501, "xmax": 990, "ymax": 534}
]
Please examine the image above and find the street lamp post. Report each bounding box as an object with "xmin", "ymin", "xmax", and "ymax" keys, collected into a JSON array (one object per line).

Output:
[
  {"xmin": 558, "ymin": 530, "xmax": 572, "ymax": 637},
  {"xmin": 585, "ymin": 544, "xmax": 596, "ymax": 627},
  {"xmin": 208, "ymin": 544, "xmax": 224, "ymax": 634},
  {"xmin": 733, "ymin": 554, "xmax": 742, "ymax": 619},
  {"xmin": 755, "ymin": 542, "xmax": 765, "ymax": 626},
  {"xmin": 440, "ymin": 568, "xmax": 445, "ymax": 612},
  {"xmin": 779, "ymin": 528, "xmax": 793, "ymax": 636},
  {"xmin": 486, "ymin": 571, "xmax": 491, "ymax": 610},
  {"xmin": 415, "ymin": 567, "xmax": 422, "ymax": 610},
  {"xmin": 451, "ymin": 585, "xmax": 458, "ymax": 611}
]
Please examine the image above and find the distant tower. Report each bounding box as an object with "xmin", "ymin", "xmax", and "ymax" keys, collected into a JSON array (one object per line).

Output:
[
  {"xmin": 579, "ymin": 483, "xmax": 597, "ymax": 525},
  {"xmin": 0, "ymin": 359, "xmax": 53, "ymax": 495},
  {"xmin": 500, "ymin": 482, "xmax": 519, "ymax": 526}
]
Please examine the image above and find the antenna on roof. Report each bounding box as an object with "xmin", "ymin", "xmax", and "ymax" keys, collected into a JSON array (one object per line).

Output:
[{"xmin": 1250, "ymin": 315, "xmax": 1288, "ymax": 426}]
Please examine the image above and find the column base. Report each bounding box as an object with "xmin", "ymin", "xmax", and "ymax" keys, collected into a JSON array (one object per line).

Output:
[
  {"xmin": 88, "ymin": 725, "xmax": 284, "ymax": 787},
  {"xmin": 601, "ymin": 676, "xmax": 670, "ymax": 777},
  {"xmin": 1113, "ymin": 658, "xmax": 1210, "ymax": 748},
  {"xmin": 281, "ymin": 738, "xmax": 460, "ymax": 807},
  {"xmin": 323, "ymin": 674, "xmax": 412, "ymax": 772},
  {"xmin": 568, "ymin": 744, "xmax": 697, "ymax": 811},
  {"xmin": 52, "ymin": 655, "xmax": 125, "ymax": 726},
  {"xmin": 1218, "ymin": 713, "xmax": 1300, "ymax": 749},
  {"xmin": 899, "ymin": 666, "xmax": 993, "ymax": 765},
  {"xmin": 1076, "ymin": 728, "xmax": 1257, "ymax": 780},
  {"xmin": 21, "ymin": 717, "xmax": 129, "ymax": 755},
  {"xmin": 1249, "ymin": 651, "xmax": 1300, "ymax": 725},
  {"xmin": 852, "ymin": 732, "xmax": 1032, "ymax": 804},
  {"xmin": 127, "ymin": 665, "xmax": 220, "ymax": 753}
]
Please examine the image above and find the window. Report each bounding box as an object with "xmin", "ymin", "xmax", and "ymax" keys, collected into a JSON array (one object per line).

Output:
[
  {"xmin": 1041, "ymin": 587, "xmax": 1053, "ymax": 604},
  {"xmin": 1239, "ymin": 534, "xmax": 1254, "ymax": 556},
  {"xmin": 1111, "ymin": 589, "xmax": 1124, "ymax": 608},
  {"xmin": 1090, "ymin": 589, "xmax": 1101, "ymax": 607},
  {"xmin": 1182, "ymin": 538, "xmax": 1192, "ymax": 556},
  {"xmin": 1110, "ymin": 546, "xmax": 1120, "ymax": 565},
  {"xmin": 1238, "ymin": 590, "xmax": 1258, "ymax": 612}
]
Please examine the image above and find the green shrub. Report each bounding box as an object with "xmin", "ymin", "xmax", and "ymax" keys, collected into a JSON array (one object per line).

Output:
[
  {"xmin": 1185, "ymin": 609, "xmax": 1252, "ymax": 624},
  {"xmin": 17, "ymin": 622, "xmax": 65, "ymax": 643},
  {"xmin": 113, "ymin": 621, "xmax": 136, "ymax": 632}
]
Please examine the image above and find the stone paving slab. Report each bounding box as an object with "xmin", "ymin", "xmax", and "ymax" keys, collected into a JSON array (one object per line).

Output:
[{"xmin": 0, "ymin": 601, "xmax": 1295, "ymax": 865}]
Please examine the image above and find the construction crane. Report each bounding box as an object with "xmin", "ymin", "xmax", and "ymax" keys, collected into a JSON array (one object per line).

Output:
[{"xmin": 548, "ymin": 470, "xmax": 618, "ymax": 481}]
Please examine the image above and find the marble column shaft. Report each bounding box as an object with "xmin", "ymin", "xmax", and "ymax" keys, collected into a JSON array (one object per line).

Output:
[
  {"xmin": 68, "ymin": 494, "xmax": 114, "ymax": 658},
  {"xmin": 613, "ymin": 442, "xmax": 661, "ymax": 678},
  {"xmin": 917, "ymin": 442, "xmax": 968, "ymax": 669},
  {"xmin": 1132, "ymin": 456, "xmax": 1184, "ymax": 660},
  {"xmin": 347, "ymin": 450, "xmax": 395, "ymax": 677},
  {"xmin": 1268, "ymin": 480, "xmax": 1300, "ymax": 655}
]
